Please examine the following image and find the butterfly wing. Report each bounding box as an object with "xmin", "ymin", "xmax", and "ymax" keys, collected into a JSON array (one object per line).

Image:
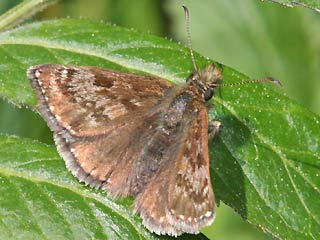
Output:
[
  {"xmin": 28, "ymin": 64, "xmax": 172, "ymax": 137},
  {"xmin": 27, "ymin": 64, "xmax": 173, "ymax": 192},
  {"xmin": 134, "ymin": 105, "xmax": 215, "ymax": 236},
  {"xmin": 167, "ymin": 106, "xmax": 214, "ymax": 233}
]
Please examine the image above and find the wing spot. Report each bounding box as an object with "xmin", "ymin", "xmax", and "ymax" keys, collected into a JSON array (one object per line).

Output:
[
  {"xmin": 86, "ymin": 102, "xmax": 93, "ymax": 107},
  {"xmin": 186, "ymin": 140, "xmax": 191, "ymax": 150},
  {"xmin": 69, "ymin": 129, "xmax": 76, "ymax": 134},
  {"xmin": 103, "ymin": 103, "xmax": 128, "ymax": 120},
  {"xmin": 196, "ymin": 139, "xmax": 201, "ymax": 155},
  {"xmin": 161, "ymin": 128, "xmax": 170, "ymax": 135},
  {"xmin": 130, "ymin": 99, "xmax": 142, "ymax": 107},
  {"xmin": 205, "ymin": 211, "xmax": 212, "ymax": 218},
  {"xmin": 203, "ymin": 185, "xmax": 209, "ymax": 195},
  {"xmin": 35, "ymin": 70, "xmax": 41, "ymax": 78},
  {"xmin": 60, "ymin": 69, "xmax": 68, "ymax": 81}
]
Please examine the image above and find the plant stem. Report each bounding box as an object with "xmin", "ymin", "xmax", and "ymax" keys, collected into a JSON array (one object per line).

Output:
[{"xmin": 0, "ymin": 0, "xmax": 59, "ymax": 32}]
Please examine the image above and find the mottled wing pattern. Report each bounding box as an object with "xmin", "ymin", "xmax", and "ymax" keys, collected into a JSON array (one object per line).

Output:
[
  {"xmin": 167, "ymin": 107, "xmax": 214, "ymax": 232},
  {"xmin": 53, "ymin": 109, "xmax": 165, "ymax": 195},
  {"xmin": 27, "ymin": 64, "xmax": 173, "ymax": 192},
  {"xmin": 27, "ymin": 64, "xmax": 172, "ymax": 137},
  {"xmin": 134, "ymin": 106, "xmax": 214, "ymax": 236},
  {"xmin": 28, "ymin": 64, "xmax": 215, "ymax": 236}
]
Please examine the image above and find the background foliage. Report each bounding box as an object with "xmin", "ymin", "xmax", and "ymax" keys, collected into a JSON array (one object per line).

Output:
[{"xmin": 0, "ymin": 0, "xmax": 319, "ymax": 240}]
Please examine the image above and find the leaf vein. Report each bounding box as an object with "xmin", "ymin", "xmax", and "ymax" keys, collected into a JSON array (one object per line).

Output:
[
  {"xmin": 215, "ymin": 99, "xmax": 318, "ymax": 236},
  {"xmin": 33, "ymin": 181, "xmax": 78, "ymax": 238},
  {"xmin": 7, "ymin": 176, "xmax": 48, "ymax": 239},
  {"xmin": 1, "ymin": 167, "xmax": 153, "ymax": 239},
  {"xmin": 216, "ymin": 138, "xmax": 298, "ymax": 234}
]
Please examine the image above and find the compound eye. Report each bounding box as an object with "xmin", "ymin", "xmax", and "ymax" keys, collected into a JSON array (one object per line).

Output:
[{"xmin": 204, "ymin": 88, "xmax": 214, "ymax": 101}]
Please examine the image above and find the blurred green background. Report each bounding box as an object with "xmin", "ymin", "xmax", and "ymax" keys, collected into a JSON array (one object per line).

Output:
[{"xmin": 0, "ymin": 0, "xmax": 319, "ymax": 239}]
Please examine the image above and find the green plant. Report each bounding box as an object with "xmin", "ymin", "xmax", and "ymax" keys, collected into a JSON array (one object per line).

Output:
[{"xmin": 0, "ymin": 1, "xmax": 319, "ymax": 239}]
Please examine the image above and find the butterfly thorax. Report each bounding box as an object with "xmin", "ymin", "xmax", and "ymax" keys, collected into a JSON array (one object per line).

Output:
[{"xmin": 161, "ymin": 64, "xmax": 222, "ymax": 132}]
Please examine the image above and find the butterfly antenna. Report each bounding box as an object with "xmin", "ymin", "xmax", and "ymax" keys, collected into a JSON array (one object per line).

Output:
[
  {"xmin": 210, "ymin": 77, "xmax": 282, "ymax": 88},
  {"xmin": 182, "ymin": 5, "xmax": 198, "ymax": 73}
]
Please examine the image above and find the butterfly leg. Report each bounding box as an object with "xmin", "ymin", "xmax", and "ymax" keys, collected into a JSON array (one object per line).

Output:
[{"xmin": 208, "ymin": 121, "xmax": 221, "ymax": 141}]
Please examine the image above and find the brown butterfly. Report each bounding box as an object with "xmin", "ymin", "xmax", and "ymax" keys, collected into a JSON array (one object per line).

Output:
[{"xmin": 27, "ymin": 6, "xmax": 280, "ymax": 236}]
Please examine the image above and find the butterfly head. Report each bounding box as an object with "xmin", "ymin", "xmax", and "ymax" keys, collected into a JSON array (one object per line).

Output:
[
  {"xmin": 182, "ymin": 6, "xmax": 281, "ymax": 102},
  {"xmin": 199, "ymin": 64, "xmax": 222, "ymax": 87},
  {"xmin": 188, "ymin": 64, "xmax": 222, "ymax": 101}
]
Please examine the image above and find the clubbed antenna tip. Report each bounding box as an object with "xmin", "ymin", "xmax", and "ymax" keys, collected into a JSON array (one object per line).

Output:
[
  {"xmin": 182, "ymin": 5, "xmax": 187, "ymax": 11},
  {"xmin": 266, "ymin": 77, "xmax": 283, "ymax": 87}
]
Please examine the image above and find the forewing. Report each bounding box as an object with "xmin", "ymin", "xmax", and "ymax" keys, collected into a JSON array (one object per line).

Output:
[
  {"xmin": 27, "ymin": 64, "xmax": 172, "ymax": 137},
  {"xmin": 27, "ymin": 64, "xmax": 173, "ymax": 194},
  {"xmin": 134, "ymin": 106, "xmax": 214, "ymax": 236}
]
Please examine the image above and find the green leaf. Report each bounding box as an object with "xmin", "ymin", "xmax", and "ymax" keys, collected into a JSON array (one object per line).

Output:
[
  {"xmin": 0, "ymin": 135, "xmax": 208, "ymax": 240},
  {"xmin": 0, "ymin": 19, "xmax": 319, "ymax": 240},
  {"xmin": 266, "ymin": 0, "xmax": 320, "ymax": 13}
]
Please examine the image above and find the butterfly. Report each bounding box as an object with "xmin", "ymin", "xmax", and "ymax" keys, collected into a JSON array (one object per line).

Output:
[{"xmin": 27, "ymin": 62, "xmax": 221, "ymax": 236}]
